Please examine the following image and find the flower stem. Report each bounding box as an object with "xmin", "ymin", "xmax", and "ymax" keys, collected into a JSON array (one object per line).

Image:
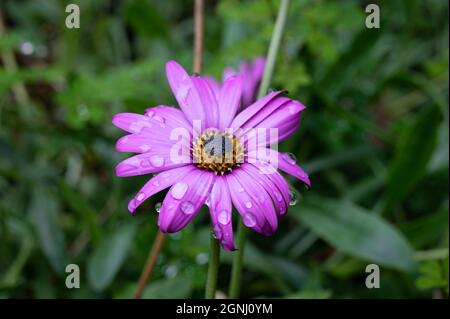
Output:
[
  {"xmin": 228, "ymin": 219, "xmax": 247, "ymax": 298},
  {"xmin": 228, "ymin": 0, "xmax": 291, "ymax": 298},
  {"xmin": 133, "ymin": 231, "xmax": 166, "ymax": 299},
  {"xmin": 258, "ymin": 0, "xmax": 290, "ymax": 99},
  {"xmin": 205, "ymin": 236, "xmax": 221, "ymax": 299}
]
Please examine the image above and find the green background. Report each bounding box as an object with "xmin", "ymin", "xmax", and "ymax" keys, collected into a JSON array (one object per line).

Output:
[{"xmin": 0, "ymin": 0, "xmax": 448, "ymax": 298}]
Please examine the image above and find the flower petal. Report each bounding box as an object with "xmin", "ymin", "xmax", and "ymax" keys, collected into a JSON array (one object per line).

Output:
[
  {"xmin": 240, "ymin": 163, "xmax": 288, "ymax": 216},
  {"xmin": 158, "ymin": 170, "xmax": 215, "ymax": 233},
  {"xmin": 191, "ymin": 76, "xmax": 219, "ymax": 128},
  {"xmin": 115, "ymin": 144, "xmax": 190, "ymax": 177},
  {"xmin": 229, "ymin": 90, "xmax": 283, "ymax": 129},
  {"xmin": 165, "ymin": 60, "xmax": 206, "ymax": 124},
  {"xmin": 209, "ymin": 177, "xmax": 235, "ymax": 250},
  {"xmin": 227, "ymin": 169, "xmax": 278, "ymax": 236},
  {"xmin": 128, "ymin": 165, "xmax": 196, "ymax": 213},
  {"xmin": 248, "ymin": 148, "xmax": 311, "ymax": 187},
  {"xmin": 218, "ymin": 75, "xmax": 243, "ymax": 130},
  {"xmin": 112, "ymin": 113, "xmax": 153, "ymax": 134},
  {"xmin": 144, "ymin": 105, "xmax": 193, "ymax": 131}
]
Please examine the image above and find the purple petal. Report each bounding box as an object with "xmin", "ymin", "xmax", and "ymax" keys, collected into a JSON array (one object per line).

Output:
[
  {"xmin": 227, "ymin": 169, "xmax": 278, "ymax": 236},
  {"xmin": 240, "ymin": 163, "xmax": 288, "ymax": 216},
  {"xmin": 115, "ymin": 145, "xmax": 190, "ymax": 177},
  {"xmin": 112, "ymin": 113, "xmax": 153, "ymax": 134},
  {"xmin": 218, "ymin": 75, "xmax": 243, "ymax": 130},
  {"xmin": 229, "ymin": 90, "xmax": 284, "ymax": 130},
  {"xmin": 165, "ymin": 60, "xmax": 206, "ymax": 124},
  {"xmin": 248, "ymin": 148, "xmax": 311, "ymax": 187},
  {"xmin": 203, "ymin": 76, "xmax": 221, "ymax": 101},
  {"xmin": 191, "ymin": 76, "xmax": 219, "ymax": 128},
  {"xmin": 128, "ymin": 165, "xmax": 196, "ymax": 213},
  {"xmin": 158, "ymin": 170, "xmax": 215, "ymax": 233},
  {"xmin": 209, "ymin": 177, "xmax": 235, "ymax": 250}
]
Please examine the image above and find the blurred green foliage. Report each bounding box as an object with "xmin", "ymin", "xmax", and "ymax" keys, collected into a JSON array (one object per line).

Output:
[{"xmin": 0, "ymin": 0, "xmax": 448, "ymax": 298}]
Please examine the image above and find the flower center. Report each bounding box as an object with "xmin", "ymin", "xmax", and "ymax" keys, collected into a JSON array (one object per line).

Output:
[{"xmin": 192, "ymin": 131, "xmax": 244, "ymax": 175}]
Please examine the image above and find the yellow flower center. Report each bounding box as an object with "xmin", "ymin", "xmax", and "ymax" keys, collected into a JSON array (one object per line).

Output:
[{"xmin": 192, "ymin": 131, "xmax": 244, "ymax": 175}]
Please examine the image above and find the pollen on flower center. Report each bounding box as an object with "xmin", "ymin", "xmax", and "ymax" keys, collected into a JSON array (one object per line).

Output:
[{"xmin": 192, "ymin": 131, "xmax": 244, "ymax": 175}]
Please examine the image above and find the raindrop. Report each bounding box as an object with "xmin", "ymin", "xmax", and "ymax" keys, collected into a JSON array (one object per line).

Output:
[
  {"xmin": 283, "ymin": 152, "xmax": 296, "ymax": 165},
  {"xmin": 146, "ymin": 110, "xmax": 155, "ymax": 118},
  {"xmin": 150, "ymin": 155, "xmax": 164, "ymax": 167},
  {"xmin": 171, "ymin": 182, "xmax": 188, "ymax": 199},
  {"xmin": 152, "ymin": 179, "xmax": 160, "ymax": 186},
  {"xmin": 181, "ymin": 201, "xmax": 195, "ymax": 215},
  {"xmin": 218, "ymin": 210, "xmax": 230, "ymax": 225},
  {"xmin": 274, "ymin": 191, "xmax": 283, "ymax": 202},
  {"xmin": 238, "ymin": 187, "xmax": 245, "ymax": 193},
  {"xmin": 243, "ymin": 213, "xmax": 256, "ymax": 227},
  {"xmin": 140, "ymin": 144, "xmax": 151, "ymax": 152},
  {"xmin": 155, "ymin": 202, "xmax": 162, "ymax": 213},
  {"xmin": 177, "ymin": 85, "xmax": 191, "ymax": 102},
  {"xmin": 289, "ymin": 189, "xmax": 298, "ymax": 206},
  {"xmin": 136, "ymin": 192, "xmax": 145, "ymax": 202},
  {"xmin": 245, "ymin": 201, "xmax": 253, "ymax": 209},
  {"xmin": 212, "ymin": 225, "xmax": 222, "ymax": 239}
]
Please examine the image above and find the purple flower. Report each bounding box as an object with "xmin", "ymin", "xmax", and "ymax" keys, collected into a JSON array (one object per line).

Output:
[
  {"xmin": 112, "ymin": 60, "xmax": 310, "ymax": 251},
  {"xmin": 206, "ymin": 57, "xmax": 266, "ymax": 108}
]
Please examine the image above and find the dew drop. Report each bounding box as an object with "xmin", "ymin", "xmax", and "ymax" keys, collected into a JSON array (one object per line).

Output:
[
  {"xmin": 171, "ymin": 182, "xmax": 188, "ymax": 199},
  {"xmin": 283, "ymin": 152, "xmax": 296, "ymax": 165},
  {"xmin": 289, "ymin": 189, "xmax": 298, "ymax": 206},
  {"xmin": 245, "ymin": 201, "xmax": 253, "ymax": 209},
  {"xmin": 177, "ymin": 84, "xmax": 191, "ymax": 102},
  {"xmin": 274, "ymin": 191, "xmax": 283, "ymax": 202},
  {"xmin": 150, "ymin": 155, "xmax": 164, "ymax": 167},
  {"xmin": 243, "ymin": 213, "xmax": 256, "ymax": 227},
  {"xmin": 155, "ymin": 202, "xmax": 162, "ymax": 213},
  {"xmin": 146, "ymin": 110, "xmax": 155, "ymax": 118},
  {"xmin": 218, "ymin": 210, "xmax": 230, "ymax": 225},
  {"xmin": 140, "ymin": 144, "xmax": 151, "ymax": 152},
  {"xmin": 152, "ymin": 179, "xmax": 160, "ymax": 186},
  {"xmin": 212, "ymin": 225, "xmax": 222, "ymax": 240},
  {"xmin": 136, "ymin": 192, "xmax": 145, "ymax": 202},
  {"xmin": 180, "ymin": 201, "xmax": 195, "ymax": 215},
  {"xmin": 238, "ymin": 187, "xmax": 245, "ymax": 193}
]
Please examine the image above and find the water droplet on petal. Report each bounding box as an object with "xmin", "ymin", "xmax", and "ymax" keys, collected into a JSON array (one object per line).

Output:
[
  {"xmin": 212, "ymin": 225, "xmax": 223, "ymax": 239},
  {"xmin": 289, "ymin": 189, "xmax": 298, "ymax": 206},
  {"xmin": 150, "ymin": 155, "xmax": 164, "ymax": 167},
  {"xmin": 283, "ymin": 152, "xmax": 296, "ymax": 165},
  {"xmin": 243, "ymin": 213, "xmax": 256, "ymax": 227},
  {"xmin": 177, "ymin": 85, "xmax": 191, "ymax": 103},
  {"xmin": 152, "ymin": 179, "xmax": 160, "ymax": 186},
  {"xmin": 274, "ymin": 191, "xmax": 283, "ymax": 202},
  {"xmin": 245, "ymin": 201, "xmax": 253, "ymax": 209},
  {"xmin": 218, "ymin": 210, "xmax": 231, "ymax": 225},
  {"xmin": 171, "ymin": 182, "xmax": 188, "ymax": 199},
  {"xmin": 146, "ymin": 110, "xmax": 154, "ymax": 118},
  {"xmin": 155, "ymin": 202, "xmax": 162, "ymax": 213},
  {"xmin": 205, "ymin": 196, "xmax": 211, "ymax": 207},
  {"xmin": 181, "ymin": 201, "xmax": 195, "ymax": 215},
  {"xmin": 136, "ymin": 192, "xmax": 145, "ymax": 202},
  {"xmin": 140, "ymin": 144, "xmax": 151, "ymax": 152},
  {"xmin": 238, "ymin": 187, "xmax": 245, "ymax": 193}
]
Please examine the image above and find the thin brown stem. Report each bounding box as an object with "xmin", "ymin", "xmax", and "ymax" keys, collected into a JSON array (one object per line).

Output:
[
  {"xmin": 194, "ymin": 0, "xmax": 204, "ymax": 74},
  {"xmin": 133, "ymin": 0, "xmax": 204, "ymax": 299},
  {"xmin": 133, "ymin": 231, "xmax": 166, "ymax": 299}
]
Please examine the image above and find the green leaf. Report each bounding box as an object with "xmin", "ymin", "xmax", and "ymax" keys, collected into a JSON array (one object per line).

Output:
[
  {"xmin": 293, "ymin": 198, "xmax": 417, "ymax": 272},
  {"xmin": 384, "ymin": 106, "xmax": 442, "ymax": 213},
  {"xmin": 28, "ymin": 187, "xmax": 67, "ymax": 273},
  {"xmin": 141, "ymin": 274, "xmax": 193, "ymax": 298},
  {"xmin": 87, "ymin": 222, "xmax": 137, "ymax": 291},
  {"xmin": 415, "ymin": 257, "xmax": 449, "ymax": 293}
]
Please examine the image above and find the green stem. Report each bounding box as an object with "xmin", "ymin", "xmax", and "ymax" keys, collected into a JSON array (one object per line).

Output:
[
  {"xmin": 257, "ymin": 0, "xmax": 291, "ymax": 99},
  {"xmin": 228, "ymin": 219, "xmax": 247, "ymax": 298},
  {"xmin": 228, "ymin": 0, "xmax": 291, "ymax": 298},
  {"xmin": 205, "ymin": 236, "xmax": 221, "ymax": 299}
]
